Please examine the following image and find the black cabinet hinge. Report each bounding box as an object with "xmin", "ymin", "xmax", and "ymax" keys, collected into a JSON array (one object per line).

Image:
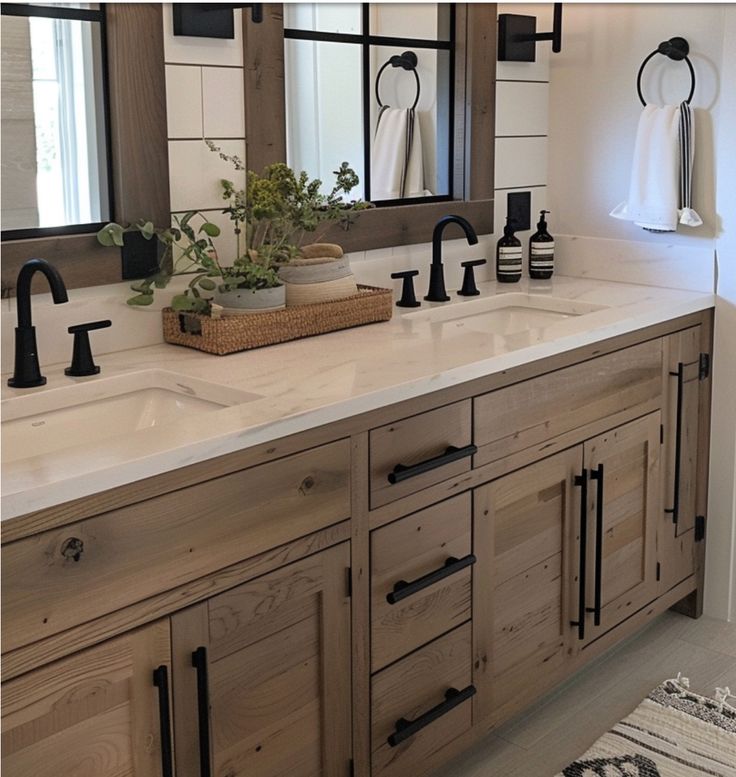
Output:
[
  {"xmin": 695, "ymin": 515, "xmax": 706, "ymax": 542},
  {"xmin": 660, "ymin": 424, "xmax": 664, "ymax": 445},
  {"xmin": 656, "ymin": 561, "xmax": 661, "ymax": 581},
  {"xmin": 346, "ymin": 567, "xmax": 352, "ymax": 598},
  {"xmin": 699, "ymin": 353, "xmax": 710, "ymax": 380}
]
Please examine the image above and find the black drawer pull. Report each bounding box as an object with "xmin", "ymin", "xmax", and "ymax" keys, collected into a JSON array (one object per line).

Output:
[
  {"xmin": 570, "ymin": 469, "xmax": 588, "ymax": 641},
  {"xmin": 387, "ymin": 554, "xmax": 476, "ymax": 604},
  {"xmin": 388, "ymin": 444, "xmax": 477, "ymax": 484},
  {"xmin": 153, "ymin": 666, "xmax": 174, "ymax": 777},
  {"xmin": 665, "ymin": 363, "xmax": 684, "ymax": 525},
  {"xmin": 387, "ymin": 685, "xmax": 476, "ymax": 747},
  {"xmin": 192, "ymin": 646, "xmax": 212, "ymax": 777},
  {"xmin": 586, "ymin": 464, "xmax": 604, "ymax": 627}
]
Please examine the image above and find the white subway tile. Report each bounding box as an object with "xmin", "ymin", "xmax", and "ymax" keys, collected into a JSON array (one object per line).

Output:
[
  {"xmin": 495, "ymin": 81, "xmax": 549, "ymax": 137},
  {"xmin": 202, "ymin": 67, "xmax": 246, "ymax": 138},
  {"xmin": 495, "ymin": 136, "xmax": 548, "ymax": 189},
  {"xmin": 163, "ymin": 4, "xmax": 244, "ymax": 67},
  {"xmin": 166, "ymin": 65, "xmax": 203, "ymax": 139},
  {"xmin": 168, "ymin": 139, "xmax": 246, "ymax": 212}
]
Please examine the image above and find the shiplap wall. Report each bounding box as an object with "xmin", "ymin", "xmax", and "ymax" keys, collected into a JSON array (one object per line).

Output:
[{"xmin": 161, "ymin": 3, "xmax": 552, "ymax": 274}]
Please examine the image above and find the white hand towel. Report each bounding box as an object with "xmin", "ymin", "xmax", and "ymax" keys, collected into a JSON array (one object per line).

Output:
[
  {"xmin": 371, "ymin": 106, "xmax": 426, "ymax": 201},
  {"xmin": 610, "ymin": 103, "xmax": 702, "ymax": 232}
]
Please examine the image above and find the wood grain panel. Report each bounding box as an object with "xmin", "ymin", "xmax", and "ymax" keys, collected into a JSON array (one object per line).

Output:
[
  {"xmin": 172, "ymin": 543, "xmax": 351, "ymax": 777},
  {"xmin": 370, "ymin": 400, "xmax": 472, "ymax": 508},
  {"xmin": 371, "ymin": 624, "xmax": 473, "ymax": 777},
  {"xmin": 2, "ymin": 440, "xmax": 350, "ymax": 652},
  {"xmin": 371, "ymin": 494, "xmax": 472, "ymax": 671},
  {"xmin": 474, "ymin": 339, "xmax": 663, "ymax": 466},
  {"xmin": 473, "ymin": 447, "xmax": 579, "ymax": 723},
  {"xmin": 1, "ymin": 619, "xmax": 170, "ymax": 777}
]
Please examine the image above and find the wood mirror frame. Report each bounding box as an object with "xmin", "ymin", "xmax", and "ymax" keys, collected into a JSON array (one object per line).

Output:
[
  {"xmin": 245, "ymin": 3, "xmax": 496, "ymax": 252},
  {"xmin": 1, "ymin": 4, "xmax": 169, "ymax": 295}
]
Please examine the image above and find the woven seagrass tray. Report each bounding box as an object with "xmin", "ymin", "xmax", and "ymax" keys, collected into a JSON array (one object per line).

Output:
[{"xmin": 162, "ymin": 285, "xmax": 393, "ymax": 355}]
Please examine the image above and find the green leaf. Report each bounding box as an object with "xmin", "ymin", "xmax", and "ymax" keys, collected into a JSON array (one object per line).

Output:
[
  {"xmin": 200, "ymin": 222, "xmax": 221, "ymax": 237},
  {"xmin": 97, "ymin": 223, "xmax": 126, "ymax": 247},
  {"xmin": 198, "ymin": 278, "xmax": 216, "ymax": 291},
  {"xmin": 139, "ymin": 221, "xmax": 155, "ymax": 239},
  {"xmin": 171, "ymin": 294, "xmax": 198, "ymax": 311},
  {"xmin": 130, "ymin": 280, "xmax": 152, "ymax": 293},
  {"xmin": 126, "ymin": 293, "xmax": 154, "ymax": 306}
]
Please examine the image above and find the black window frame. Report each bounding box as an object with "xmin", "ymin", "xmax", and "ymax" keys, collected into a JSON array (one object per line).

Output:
[
  {"xmin": 0, "ymin": 2, "xmax": 115, "ymax": 241},
  {"xmin": 283, "ymin": 2, "xmax": 456, "ymax": 207}
]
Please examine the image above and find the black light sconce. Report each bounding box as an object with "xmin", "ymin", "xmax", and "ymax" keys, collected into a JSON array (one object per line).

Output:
[
  {"xmin": 498, "ymin": 3, "xmax": 562, "ymax": 62},
  {"xmin": 172, "ymin": 3, "xmax": 262, "ymax": 39}
]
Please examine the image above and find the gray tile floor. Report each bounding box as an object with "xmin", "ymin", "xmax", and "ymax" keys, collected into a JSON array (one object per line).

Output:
[{"xmin": 436, "ymin": 612, "xmax": 736, "ymax": 777}]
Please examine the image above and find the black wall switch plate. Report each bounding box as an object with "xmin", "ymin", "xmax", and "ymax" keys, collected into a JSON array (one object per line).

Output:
[{"xmin": 507, "ymin": 191, "xmax": 532, "ymax": 231}]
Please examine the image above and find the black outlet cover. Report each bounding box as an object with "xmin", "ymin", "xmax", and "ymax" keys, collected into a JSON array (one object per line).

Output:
[
  {"xmin": 121, "ymin": 231, "xmax": 163, "ymax": 280},
  {"xmin": 507, "ymin": 191, "xmax": 532, "ymax": 232}
]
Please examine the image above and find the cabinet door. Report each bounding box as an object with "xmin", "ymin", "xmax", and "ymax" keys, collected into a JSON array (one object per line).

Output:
[
  {"xmin": 474, "ymin": 447, "xmax": 581, "ymax": 724},
  {"xmin": 659, "ymin": 328, "xmax": 702, "ymax": 592},
  {"xmin": 1, "ymin": 620, "xmax": 172, "ymax": 777},
  {"xmin": 581, "ymin": 413, "xmax": 661, "ymax": 646},
  {"xmin": 171, "ymin": 543, "xmax": 352, "ymax": 777}
]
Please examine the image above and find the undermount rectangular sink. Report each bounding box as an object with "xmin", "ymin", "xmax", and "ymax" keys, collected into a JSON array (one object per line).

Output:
[
  {"xmin": 1, "ymin": 370, "xmax": 262, "ymax": 464},
  {"xmin": 403, "ymin": 293, "xmax": 609, "ymax": 334}
]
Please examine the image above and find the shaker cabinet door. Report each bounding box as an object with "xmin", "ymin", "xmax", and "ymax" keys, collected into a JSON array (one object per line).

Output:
[
  {"xmin": 474, "ymin": 447, "xmax": 581, "ymax": 724},
  {"xmin": 581, "ymin": 413, "xmax": 661, "ymax": 646},
  {"xmin": 1, "ymin": 619, "xmax": 172, "ymax": 777},
  {"xmin": 171, "ymin": 542, "xmax": 352, "ymax": 777}
]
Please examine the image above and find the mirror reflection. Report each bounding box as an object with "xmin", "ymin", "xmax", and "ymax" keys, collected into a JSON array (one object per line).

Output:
[
  {"xmin": 0, "ymin": 4, "xmax": 110, "ymax": 234},
  {"xmin": 284, "ymin": 3, "xmax": 453, "ymax": 205}
]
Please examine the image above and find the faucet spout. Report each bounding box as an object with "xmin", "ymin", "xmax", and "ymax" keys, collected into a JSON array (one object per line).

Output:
[
  {"xmin": 8, "ymin": 258, "xmax": 69, "ymax": 389},
  {"xmin": 426, "ymin": 215, "xmax": 479, "ymax": 302}
]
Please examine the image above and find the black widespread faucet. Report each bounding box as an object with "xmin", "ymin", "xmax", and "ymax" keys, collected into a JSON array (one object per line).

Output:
[
  {"xmin": 425, "ymin": 214, "xmax": 479, "ymax": 302},
  {"xmin": 8, "ymin": 258, "xmax": 69, "ymax": 388}
]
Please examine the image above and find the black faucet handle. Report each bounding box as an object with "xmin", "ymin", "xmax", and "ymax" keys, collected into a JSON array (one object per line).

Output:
[
  {"xmin": 391, "ymin": 270, "xmax": 421, "ymax": 308},
  {"xmin": 458, "ymin": 259, "xmax": 487, "ymax": 297},
  {"xmin": 68, "ymin": 320, "xmax": 112, "ymax": 335},
  {"xmin": 65, "ymin": 320, "xmax": 111, "ymax": 377}
]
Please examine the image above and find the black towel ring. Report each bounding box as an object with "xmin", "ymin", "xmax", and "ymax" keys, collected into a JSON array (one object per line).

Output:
[
  {"xmin": 637, "ymin": 36, "xmax": 695, "ymax": 106},
  {"xmin": 375, "ymin": 51, "xmax": 421, "ymax": 111}
]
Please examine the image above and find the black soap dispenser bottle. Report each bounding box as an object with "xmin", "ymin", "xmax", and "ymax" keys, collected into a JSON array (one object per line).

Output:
[
  {"xmin": 496, "ymin": 218, "xmax": 522, "ymax": 283},
  {"xmin": 529, "ymin": 209, "xmax": 555, "ymax": 279}
]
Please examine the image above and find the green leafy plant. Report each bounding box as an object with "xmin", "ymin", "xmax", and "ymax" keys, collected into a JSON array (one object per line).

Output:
[{"xmin": 98, "ymin": 142, "xmax": 370, "ymax": 315}]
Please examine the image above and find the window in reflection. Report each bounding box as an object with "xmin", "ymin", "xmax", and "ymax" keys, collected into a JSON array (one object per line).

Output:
[{"xmin": 1, "ymin": 3, "xmax": 110, "ymax": 236}]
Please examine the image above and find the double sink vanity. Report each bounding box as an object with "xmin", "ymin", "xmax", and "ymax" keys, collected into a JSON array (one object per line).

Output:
[{"xmin": 0, "ymin": 275, "xmax": 715, "ymax": 777}]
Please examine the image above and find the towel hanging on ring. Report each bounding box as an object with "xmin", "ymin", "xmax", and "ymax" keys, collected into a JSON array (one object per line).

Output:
[{"xmin": 610, "ymin": 101, "xmax": 702, "ymax": 233}]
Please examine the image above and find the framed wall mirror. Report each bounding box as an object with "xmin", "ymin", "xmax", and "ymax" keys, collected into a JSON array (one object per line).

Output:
[{"xmin": 245, "ymin": 2, "xmax": 496, "ymax": 252}]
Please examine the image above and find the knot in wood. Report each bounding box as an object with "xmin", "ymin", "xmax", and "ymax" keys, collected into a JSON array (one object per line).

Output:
[{"xmin": 61, "ymin": 537, "xmax": 84, "ymax": 562}]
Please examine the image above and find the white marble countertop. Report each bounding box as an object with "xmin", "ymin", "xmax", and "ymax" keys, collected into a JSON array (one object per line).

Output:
[{"xmin": 1, "ymin": 276, "xmax": 715, "ymax": 521}]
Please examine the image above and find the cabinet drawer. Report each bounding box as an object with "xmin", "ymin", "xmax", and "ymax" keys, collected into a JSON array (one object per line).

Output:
[
  {"xmin": 371, "ymin": 623, "xmax": 473, "ymax": 777},
  {"xmin": 371, "ymin": 494, "xmax": 472, "ymax": 672},
  {"xmin": 1, "ymin": 440, "xmax": 351, "ymax": 653},
  {"xmin": 474, "ymin": 339, "xmax": 662, "ymax": 466},
  {"xmin": 370, "ymin": 401, "xmax": 473, "ymax": 508}
]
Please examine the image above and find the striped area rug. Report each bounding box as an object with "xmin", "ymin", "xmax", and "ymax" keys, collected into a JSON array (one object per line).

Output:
[{"xmin": 556, "ymin": 677, "xmax": 736, "ymax": 776}]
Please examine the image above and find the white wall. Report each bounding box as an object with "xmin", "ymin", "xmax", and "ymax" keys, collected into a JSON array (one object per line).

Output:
[{"xmin": 547, "ymin": 3, "xmax": 735, "ymax": 620}]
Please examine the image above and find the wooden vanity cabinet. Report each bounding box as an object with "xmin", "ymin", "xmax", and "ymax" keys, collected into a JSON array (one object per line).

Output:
[
  {"xmin": 0, "ymin": 311, "xmax": 714, "ymax": 777},
  {"xmin": 1, "ymin": 619, "xmax": 172, "ymax": 777},
  {"xmin": 170, "ymin": 542, "xmax": 352, "ymax": 777}
]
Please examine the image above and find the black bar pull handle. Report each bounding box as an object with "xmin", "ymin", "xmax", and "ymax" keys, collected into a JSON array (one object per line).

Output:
[
  {"xmin": 587, "ymin": 464, "xmax": 604, "ymax": 627},
  {"xmin": 387, "ymin": 685, "xmax": 476, "ymax": 747},
  {"xmin": 153, "ymin": 666, "xmax": 174, "ymax": 777},
  {"xmin": 570, "ymin": 469, "xmax": 588, "ymax": 641},
  {"xmin": 192, "ymin": 646, "xmax": 212, "ymax": 777},
  {"xmin": 665, "ymin": 363, "xmax": 684, "ymax": 525},
  {"xmin": 387, "ymin": 554, "xmax": 476, "ymax": 605},
  {"xmin": 388, "ymin": 444, "xmax": 477, "ymax": 485}
]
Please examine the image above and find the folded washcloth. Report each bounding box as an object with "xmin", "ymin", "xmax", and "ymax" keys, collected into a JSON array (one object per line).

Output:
[{"xmin": 610, "ymin": 102, "xmax": 702, "ymax": 232}]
